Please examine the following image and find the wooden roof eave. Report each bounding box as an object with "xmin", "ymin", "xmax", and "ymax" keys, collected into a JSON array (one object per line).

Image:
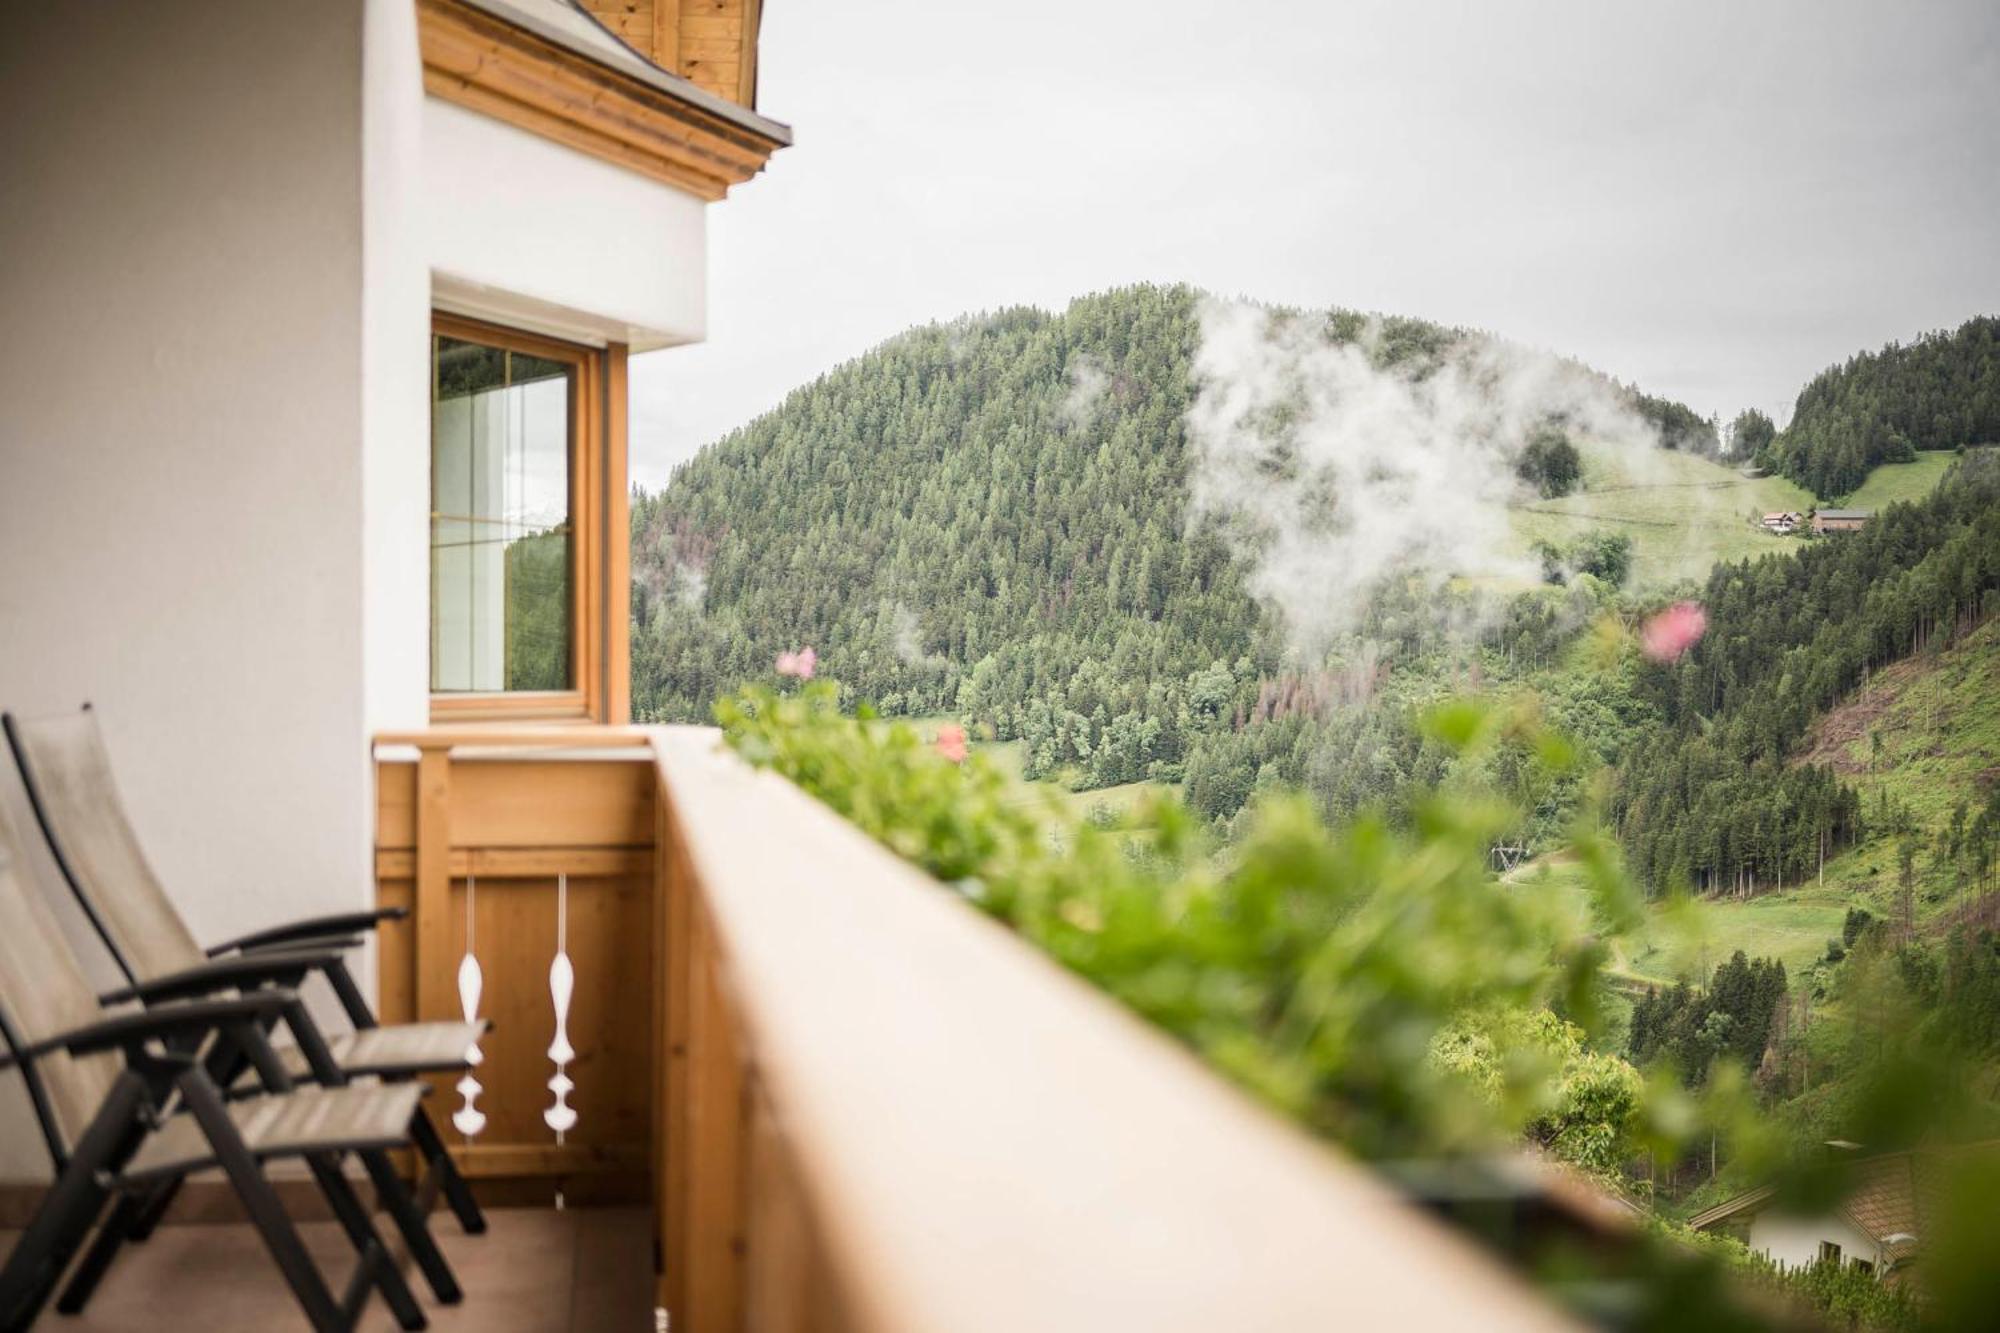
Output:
[
  {"xmin": 1685, "ymin": 1184, "xmax": 1777, "ymax": 1232},
  {"xmin": 419, "ymin": 0, "xmax": 791, "ymax": 202}
]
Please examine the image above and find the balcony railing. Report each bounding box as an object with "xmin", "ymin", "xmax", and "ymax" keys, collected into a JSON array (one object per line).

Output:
[{"xmin": 370, "ymin": 726, "xmax": 1576, "ymax": 1330}]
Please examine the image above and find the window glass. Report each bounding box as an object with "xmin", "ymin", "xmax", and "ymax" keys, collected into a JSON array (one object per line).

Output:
[{"xmin": 431, "ymin": 333, "xmax": 574, "ymax": 692}]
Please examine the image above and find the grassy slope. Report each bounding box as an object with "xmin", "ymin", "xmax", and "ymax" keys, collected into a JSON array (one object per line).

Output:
[
  {"xmin": 1837, "ymin": 450, "xmax": 1957, "ymax": 510},
  {"xmin": 1514, "ymin": 615, "xmax": 2000, "ymax": 996},
  {"xmin": 1505, "ymin": 445, "xmax": 1954, "ymax": 590},
  {"xmin": 1508, "ymin": 442, "xmax": 1816, "ymax": 588},
  {"xmin": 1795, "ymin": 615, "xmax": 2000, "ymax": 922},
  {"xmin": 1508, "ymin": 858, "xmax": 1849, "ymax": 989},
  {"xmin": 909, "ymin": 721, "xmax": 1173, "ymax": 827}
]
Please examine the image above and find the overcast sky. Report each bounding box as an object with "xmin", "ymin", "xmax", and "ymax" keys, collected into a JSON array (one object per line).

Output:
[{"xmin": 628, "ymin": 0, "xmax": 2000, "ymax": 490}]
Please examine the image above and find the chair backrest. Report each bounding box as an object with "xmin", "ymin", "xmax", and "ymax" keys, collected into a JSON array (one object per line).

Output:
[
  {"xmin": 3, "ymin": 708, "xmax": 206, "ymax": 985},
  {"xmin": 0, "ymin": 809, "xmax": 123, "ymax": 1165}
]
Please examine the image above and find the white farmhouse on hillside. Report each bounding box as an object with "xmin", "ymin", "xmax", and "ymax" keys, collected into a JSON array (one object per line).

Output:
[{"xmin": 1689, "ymin": 1150, "xmax": 1939, "ymax": 1279}]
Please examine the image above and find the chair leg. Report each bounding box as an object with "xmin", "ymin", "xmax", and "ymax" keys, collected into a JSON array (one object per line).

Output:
[
  {"xmin": 0, "ymin": 1176, "xmax": 114, "ymax": 1329},
  {"xmin": 0, "ymin": 1076, "xmax": 148, "ymax": 1330},
  {"xmin": 308, "ymin": 1152, "xmax": 428, "ymax": 1331},
  {"xmin": 121, "ymin": 1173, "xmax": 183, "ymax": 1241},
  {"xmin": 360, "ymin": 1146, "xmax": 463, "ymax": 1306},
  {"xmin": 54, "ymin": 1190, "xmax": 145, "ymax": 1313},
  {"xmin": 407, "ymin": 1103, "xmax": 487, "ymax": 1235},
  {"xmin": 318, "ymin": 963, "xmax": 485, "ymax": 1239},
  {"xmin": 176, "ymin": 1071, "xmax": 351, "ymax": 1333}
]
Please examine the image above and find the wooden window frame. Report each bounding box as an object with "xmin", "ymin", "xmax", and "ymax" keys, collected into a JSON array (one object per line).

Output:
[{"xmin": 429, "ymin": 312, "xmax": 629, "ymax": 725}]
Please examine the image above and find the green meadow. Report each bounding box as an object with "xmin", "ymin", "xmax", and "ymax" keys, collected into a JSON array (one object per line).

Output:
[{"xmin": 1507, "ymin": 442, "xmax": 1815, "ymax": 588}]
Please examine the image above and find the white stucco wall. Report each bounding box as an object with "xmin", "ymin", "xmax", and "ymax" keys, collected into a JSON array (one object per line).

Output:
[
  {"xmin": 1747, "ymin": 1211, "xmax": 1882, "ymax": 1273},
  {"xmin": 423, "ymin": 97, "xmax": 708, "ymax": 351},
  {"xmin": 364, "ymin": 0, "xmax": 436, "ymax": 738},
  {"xmin": 0, "ymin": 0, "xmax": 425, "ymax": 1180},
  {"xmin": 0, "ymin": 0, "xmax": 716, "ymax": 1189}
]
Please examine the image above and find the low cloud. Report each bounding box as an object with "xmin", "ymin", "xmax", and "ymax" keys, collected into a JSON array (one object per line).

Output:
[
  {"xmin": 1059, "ymin": 354, "xmax": 1110, "ymax": 429},
  {"xmin": 1185, "ymin": 297, "xmax": 1673, "ymax": 650}
]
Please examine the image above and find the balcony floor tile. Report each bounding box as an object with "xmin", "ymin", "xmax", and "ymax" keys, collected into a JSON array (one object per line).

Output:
[{"xmin": 0, "ymin": 1205, "xmax": 653, "ymax": 1332}]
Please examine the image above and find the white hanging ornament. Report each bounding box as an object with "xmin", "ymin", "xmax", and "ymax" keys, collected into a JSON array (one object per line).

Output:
[
  {"xmin": 544, "ymin": 872, "xmax": 578, "ymax": 1140},
  {"xmin": 453, "ymin": 874, "xmax": 487, "ymax": 1138}
]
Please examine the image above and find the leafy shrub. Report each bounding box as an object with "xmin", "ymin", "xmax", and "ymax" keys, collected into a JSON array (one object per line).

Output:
[
  {"xmin": 1429, "ymin": 1007, "xmax": 1645, "ymax": 1182},
  {"xmin": 719, "ymin": 679, "xmax": 1647, "ymax": 1163}
]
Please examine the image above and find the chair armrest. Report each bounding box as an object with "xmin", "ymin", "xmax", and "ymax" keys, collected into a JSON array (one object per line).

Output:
[
  {"xmin": 1, "ymin": 992, "xmax": 300, "ymax": 1067},
  {"xmin": 97, "ymin": 946, "xmax": 350, "ymax": 1006},
  {"xmin": 205, "ymin": 907, "xmax": 407, "ymax": 957},
  {"xmin": 233, "ymin": 934, "xmax": 364, "ymax": 959}
]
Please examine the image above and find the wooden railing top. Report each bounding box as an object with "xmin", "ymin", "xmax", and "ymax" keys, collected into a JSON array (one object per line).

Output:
[
  {"xmin": 647, "ymin": 726, "xmax": 1575, "ymax": 1333},
  {"xmin": 372, "ymin": 726, "xmax": 656, "ymax": 754}
]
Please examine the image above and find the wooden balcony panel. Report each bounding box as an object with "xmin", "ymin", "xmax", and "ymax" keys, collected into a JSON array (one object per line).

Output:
[
  {"xmin": 376, "ymin": 754, "xmax": 656, "ymax": 851},
  {"xmin": 373, "ymin": 740, "xmax": 658, "ymax": 1201}
]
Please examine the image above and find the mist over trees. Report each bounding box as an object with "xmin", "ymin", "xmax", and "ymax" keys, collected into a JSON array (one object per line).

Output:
[
  {"xmin": 641, "ymin": 289, "xmax": 2000, "ymax": 1320},
  {"xmin": 1758, "ymin": 315, "xmax": 2000, "ymax": 497},
  {"xmin": 631, "ymin": 284, "xmax": 1272, "ymax": 786},
  {"xmin": 1631, "ymin": 390, "xmax": 1722, "ymax": 456},
  {"xmin": 1515, "ymin": 424, "xmax": 1583, "ymax": 497},
  {"xmin": 631, "ymin": 285, "xmax": 1716, "ymax": 800}
]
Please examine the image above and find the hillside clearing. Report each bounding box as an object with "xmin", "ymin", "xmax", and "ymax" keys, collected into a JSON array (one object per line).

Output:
[
  {"xmin": 1509, "ymin": 858, "xmax": 1848, "ymax": 988},
  {"xmin": 1838, "ymin": 449, "xmax": 1956, "ymax": 509},
  {"xmin": 1508, "ymin": 441, "xmax": 1815, "ymax": 587},
  {"xmin": 1795, "ymin": 614, "xmax": 2000, "ymax": 921},
  {"xmin": 1522, "ymin": 614, "xmax": 2000, "ymax": 992}
]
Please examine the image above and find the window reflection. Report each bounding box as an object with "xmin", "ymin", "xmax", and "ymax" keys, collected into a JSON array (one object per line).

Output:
[{"xmin": 430, "ymin": 333, "xmax": 574, "ymax": 693}]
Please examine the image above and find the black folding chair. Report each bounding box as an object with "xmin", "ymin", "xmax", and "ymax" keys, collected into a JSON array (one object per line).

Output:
[
  {"xmin": 0, "ymin": 829, "xmax": 430, "ymax": 1332},
  {"xmin": 2, "ymin": 706, "xmax": 484, "ymax": 1314}
]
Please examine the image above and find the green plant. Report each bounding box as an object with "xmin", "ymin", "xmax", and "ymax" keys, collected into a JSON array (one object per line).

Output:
[
  {"xmin": 718, "ymin": 675, "xmax": 2000, "ymax": 1326},
  {"xmin": 719, "ymin": 679, "xmax": 1647, "ymax": 1162}
]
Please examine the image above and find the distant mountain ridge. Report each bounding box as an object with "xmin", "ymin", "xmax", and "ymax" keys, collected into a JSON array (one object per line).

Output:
[
  {"xmin": 1759, "ymin": 315, "xmax": 2000, "ymax": 498},
  {"xmin": 629, "ymin": 284, "xmax": 1721, "ymax": 789}
]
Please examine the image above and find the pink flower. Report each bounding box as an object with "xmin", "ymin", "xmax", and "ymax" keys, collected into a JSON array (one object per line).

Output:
[
  {"xmin": 935, "ymin": 724, "xmax": 968, "ymax": 764},
  {"xmin": 775, "ymin": 646, "xmax": 817, "ymax": 680},
  {"xmin": 1640, "ymin": 601, "xmax": 1707, "ymax": 664}
]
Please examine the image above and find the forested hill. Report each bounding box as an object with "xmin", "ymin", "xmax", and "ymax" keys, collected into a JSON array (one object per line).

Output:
[
  {"xmin": 629, "ymin": 285, "xmax": 1714, "ymax": 784},
  {"xmin": 1614, "ymin": 450, "xmax": 2000, "ymax": 894},
  {"xmin": 630, "ymin": 284, "xmax": 1266, "ymax": 776},
  {"xmin": 1758, "ymin": 315, "xmax": 2000, "ymax": 498}
]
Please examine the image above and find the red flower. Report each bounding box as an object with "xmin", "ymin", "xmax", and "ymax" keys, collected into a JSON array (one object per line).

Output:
[
  {"xmin": 1640, "ymin": 602, "xmax": 1706, "ymax": 663},
  {"xmin": 935, "ymin": 724, "xmax": 968, "ymax": 763},
  {"xmin": 775, "ymin": 646, "xmax": 817, "ymax": 679}
]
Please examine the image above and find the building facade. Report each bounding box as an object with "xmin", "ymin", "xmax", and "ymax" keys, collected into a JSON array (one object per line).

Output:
[
  {"xmin": 1689, "ymin": 1150, "xmax": 1937, "ymax": 1280},
  {"xmin": 1813, "ymin": 508, "xmax": 1875, "ymax": 533},
  {"xmin": 0, "ymin": 0, "xmax": 786, "ymax": 1186}
]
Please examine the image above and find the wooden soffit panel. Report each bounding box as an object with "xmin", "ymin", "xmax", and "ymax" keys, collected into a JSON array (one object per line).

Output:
[{"xmin": 419, "ymin": 0, "xmax": 786, "ymax": 201}]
